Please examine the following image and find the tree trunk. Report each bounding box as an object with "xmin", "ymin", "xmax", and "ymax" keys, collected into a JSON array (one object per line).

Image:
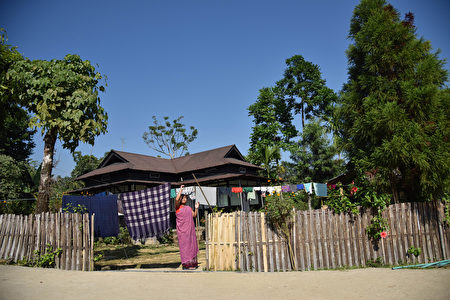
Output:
[
  {"xmin": 36, "ymin": 129, "xmax": 57, "ymax": 213},
  {"xmin": 301, "ymin": 99, "xmax": 305, "ymax": 131}
]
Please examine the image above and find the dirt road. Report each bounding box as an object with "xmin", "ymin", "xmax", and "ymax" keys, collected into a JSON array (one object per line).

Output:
[{"xmin": 0, "ymin": 265, "xmax": 448, "ymax": 300}]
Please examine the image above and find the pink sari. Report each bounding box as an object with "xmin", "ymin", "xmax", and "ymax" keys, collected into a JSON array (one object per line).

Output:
[{"xmin": 176, "ymin": 205, "xmax": 198, "ymax": 269}]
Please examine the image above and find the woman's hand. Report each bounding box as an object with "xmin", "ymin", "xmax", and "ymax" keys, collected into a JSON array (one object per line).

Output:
[{"xmin": 195, "ymin": 202, "xmax": 199, "ymax": 209}]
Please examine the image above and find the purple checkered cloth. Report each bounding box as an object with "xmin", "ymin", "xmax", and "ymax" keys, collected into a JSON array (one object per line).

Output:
[{"xmin": 121, "ymin": 183, "xmax": 171, "ymax": 240}]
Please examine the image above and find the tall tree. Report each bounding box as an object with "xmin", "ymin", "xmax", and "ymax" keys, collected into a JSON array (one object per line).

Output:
[
  {"xmin": 286, "ymin": 119, "xmax": 345, "ymax": 183},
  {"xmin": 8, "ymin": 54, "xmax": 108, "ymax": 212},
  {"xmin": 247, "ymin": 87, "xmax": 295, "ymax": 165},
  {"xmin": 276, "ymin": 55, "xmax": 337, "ymax": 132},
  {"xmin": 0, "ymin": 29, "xmax": 35, "ymax": 161},
  {"xmin": 71, "ymin": 151, "xmax": 102, "ymax": 178},
  {"xmin": 337, "ymin": 0, "xmax": 449, "ymax": 201},
  {"xmin": 143, "ymin": 116, "xmax": 198, "ymax": 159}
]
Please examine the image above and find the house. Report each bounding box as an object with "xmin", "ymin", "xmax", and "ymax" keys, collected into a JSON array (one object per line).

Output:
[{"xmin": 73, "ymin": 144, "xmax": 267, "ymax": 211}]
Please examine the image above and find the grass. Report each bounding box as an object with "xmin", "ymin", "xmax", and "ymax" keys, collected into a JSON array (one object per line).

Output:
[{"xmin": 94, "ymin": 241, "xmax": 206, "ymax": 271}]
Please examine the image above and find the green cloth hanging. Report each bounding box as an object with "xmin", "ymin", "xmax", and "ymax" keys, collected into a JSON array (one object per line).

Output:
[{"xmin": 243, "ymin": 187, "xmax": 253, "ymax": 193}]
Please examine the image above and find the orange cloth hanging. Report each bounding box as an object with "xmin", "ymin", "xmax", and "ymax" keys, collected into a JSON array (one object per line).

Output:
[{"xmin": 231, "ymin": 187, "xmax": 243, "ymax": 193}]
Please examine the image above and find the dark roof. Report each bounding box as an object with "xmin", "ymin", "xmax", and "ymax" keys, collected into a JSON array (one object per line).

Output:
[{"xmin": 77, "ymin": 145, "xmax": 262, "ymax": 180}]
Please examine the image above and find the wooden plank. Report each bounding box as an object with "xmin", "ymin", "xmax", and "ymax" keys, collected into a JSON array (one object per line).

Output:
[
  {"xmin": 2, "ymin": 214, "xmax": 13, "ymax": 259},
  {"xmin": 4, "ymin": 215, "xmax": 16, "ymax": 259},
  {"xmin": 90, "ymin": 213, "xmax": 95, "ymax": 271},
  {"xmin": 326, "ymin": 210, "xmax": 335, "ymax": 269},
  {"xmin": 261, "ymin": 213, "xmax": 268, "ymax": 272},
  {"xmin": 388, "ymin": 205, "xmax": 398, "ymax": 264},
  {"xmin": 405, "ymin": 203, "xmax": 415, "ymax": 264},
  {"xmin": 205, "ymin": 213, "xmax": 209, "ymax": 270},
  {"xmin": 238, "ymin": 212, "xmax": 243, "ymax": 271},
  {"xmin": 254, "ymin": 213, "xmax": 261, "ymax": 272},
  {"xmin": 351, "ymin": 214, "xmax": 360, "ymax": 267},
  {"xmin": 346, "ymin": 213, "xmax": 354, "ymax": 266},
  {"xmin": 422, "ymin": 202, "xmax": 434, "ymax": 263},
  {"xmin": 26, "ymin": 215, "xmax": 35, "ymax": 262},
  {"xmin": 309, "ymin": 210, "xmax": 319, "ymax": 270},
  {"xmin": 429, "ymin": 202, "xmax": 441, "ymax": 261},
  {"xmin": 18, "ymin": 215, "xmax": 28, "ymax": 262},
  {"xmin": 13, "ymin": 215, "xmax": 24, "ymax": 262},
  {"xmin": 66, "ymin": 213, "xmax": 72, "ymax": 270},
  {"xmin": 243, "ymin": 212, "xmax": 249, "ymax": 272},
  {"xmin": 315, "ymin": 210, "xmax": 323, "ymax": 269},
  {"xmin": 248, "ymin": 213, "xmax": 255, "ymax": 271},
  {"xmin": 411, "ymin": 202, "xmax": 422, "ymax": 263},
  {"xmin": 0, "ymin": 214, "xmax": 7, "ymax": 257},
  {"xmin": 401, "ymin": 203, "xmax": 410, "ymax": 263},
  {"xmin": 55, "ymin": 213, "xmax": 61, "ymax": 269},
  {"xmin": 267, "ymin": 224, "xmax": 274, "ymax": 272},
  {"xmin": 304, "ymin": 211, "xmax": 311, "ymax": 270},
  {"xmin": 383, "ymin": 206, "xmax": 393, "ymax": 265},
  {"xmin": 297, "ymin": 211, "xmax": 305, "ymax": 271},
  {"xmin": 355, "ymin": 212, "xmax": 365, "ymax": 266},
  {"xmin": 321, "ymin": 210, "xmax": 330, "ymax": 269}
]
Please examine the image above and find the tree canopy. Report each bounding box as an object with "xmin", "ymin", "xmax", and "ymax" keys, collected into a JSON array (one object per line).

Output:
[
  {"xmin": 7, "ymin": 54, "xmax": 108, "ymax": 212},
  {"xmin": 337, "ymin": 0, "xmax": 449, "ymax": 201},
  {"xmin": 0, "ymin": 29, "xmax": 35, "ymax": 161},
  {"xmin": 143, "ymin": 115, "xmax": 198, "ymax": 159}
]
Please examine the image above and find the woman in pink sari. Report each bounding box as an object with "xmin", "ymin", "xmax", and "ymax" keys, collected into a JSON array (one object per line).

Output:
[{"xmin": 175, "ymin": 185, "xmax": 199, "ymax": 270}]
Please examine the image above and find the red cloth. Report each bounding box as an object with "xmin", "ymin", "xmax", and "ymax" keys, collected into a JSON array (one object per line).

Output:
[{"xmin": 232, "ymin": 187, "xmax": 243, "ymax": 193}]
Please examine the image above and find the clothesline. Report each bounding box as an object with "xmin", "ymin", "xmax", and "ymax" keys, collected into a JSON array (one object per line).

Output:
[{"xmin": 171, "ymin": 181, "xmax": 330, "ymax": 199}]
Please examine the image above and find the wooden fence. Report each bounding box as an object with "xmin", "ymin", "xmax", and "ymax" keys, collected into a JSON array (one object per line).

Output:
[
  {"xmin": 205, "ymin": 202, "xmax": 450, "ymax": 272},
  {"xmin": 0, "ymin": 212, "xmax": 94, "ymax": 271}
]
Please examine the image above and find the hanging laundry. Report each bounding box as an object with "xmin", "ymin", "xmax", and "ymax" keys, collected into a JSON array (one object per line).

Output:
[
  {"xmin": 217, "ymin": 187, "xmax": 231, "ymax": 207},
  {"xmin": 121, "ymin": 183, "xmax": 171, "ymax": 240},
  {"xmin": 195, "ymin": 186, "xmax": 217, "ymax": 206},
  {"xmin": 243, "ymin": 187, "xmax": 253, "ymax": 193},
  {"xmin": 296, "ymin": 184, "xmax": 304, "ymax": 191},
  {"xmin": 267, "ymin": 186, "xmax": 276, "ymax": 194},
  {"xmin": 62, "ymin": 194, "xmax": 119, "ymax": 238},
  {"xmin": 232, "ymin": 187, "xmax": 243, "ymax": 193},
  {"xmin": 313, "ymin": 183, "xmax": 328, "ymax": 197},
  {"xmin": 247, "ymin": 189, "xmax": 257, "ymax": 202},
  {"xmin": 304, "ymin": 183, "xmax": 313, "ymax": 194},
  {"xmin": 170, "ymin": 189, "xmax": 177, "ymax": 198},
  {"xmin": 274, "ymin": 186, "xmax": 282, "ymax": 193},
  {"xmin": 281, "ymin": 185, "xmax": 291, "ymax": 192},
  {"xmin": 289, "ymin": 185, "xmax": 298, "ymax": 192},
  {"xmin": 176, "ymin": 186, "xmax": 196, "ymax": 200}
]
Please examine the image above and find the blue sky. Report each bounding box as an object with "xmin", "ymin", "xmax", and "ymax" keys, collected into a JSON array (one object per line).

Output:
[{"xmin": 2, "ymin": 0, "xmax": 449, "ymax": 177}]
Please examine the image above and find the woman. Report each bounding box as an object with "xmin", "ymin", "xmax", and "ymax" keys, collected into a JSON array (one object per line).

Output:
[{"xmin": 175, "ymin": 185, "xmax": 199, "ymax": 270}]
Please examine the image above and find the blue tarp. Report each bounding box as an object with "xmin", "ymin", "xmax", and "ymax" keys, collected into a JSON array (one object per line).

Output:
[{"xmin": 62, "ymin": 194, "xmax": 119, "ymax": 237}]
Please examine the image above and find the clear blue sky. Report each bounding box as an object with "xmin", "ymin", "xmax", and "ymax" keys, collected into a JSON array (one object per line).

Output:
[{"xmin": 1, "ymin": 0, "xmax": 449, "ymax": 177}]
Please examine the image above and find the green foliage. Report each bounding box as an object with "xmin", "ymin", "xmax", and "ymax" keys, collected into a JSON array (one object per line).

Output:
[
  {"xmin": 103, "ymin": 236, "xmax": 120, "ymax": 245},
  {"xmin": 27, "ymin": 244, "xmax": 62, "ymax": 268},
  {"xmin": 247, "ymin": 87, "xmax": 294, "ymax": 165},
  {"xmin": 7, "ymin": 53, "xmax": 108, "ymax": 213},
  {"xmin": 365, "ymin": 211, "xmax": 389, "ymax": 240},
  {"xmin": 286, "ymin": 120, "xmax": 345, "ymax": 183},
  {"xmin": 0, "ymin": 154, "xmax": 36, "ymax": 214},
  {"xmin": 157, "ymin": 231, "xmax": 174, "ymax": 245},
  {"xmin": 366, "ymin": 256, "xmax": 384, "ymax": 268},
  {"xmin": 118, "ymin": 226, "xmax": 132, "ymax": 245},
  {"xmin": 143, "ymin": 115, "xmax": 198, "ymax": 159},
  {"xmin": 71, "ymin": 151, "xmax": 102, "ymax": 178},
  {"xmin": 276, "ymin": 55, "xmax": 337, "ymax": 131},
  {"xmin": 62, "ymin": 203, "xmax": 88, "ymax": 214},
  {"xmin": 407, "ymin": 246, "xmax": 421, "ymax": 257},
  {"xmin": 326, "ymin": 183, "xmax": 359, "ymax": 215},
  {"xmin": 48, "ymin": 176, "xmax": 84, "ymax": 212},
  {"xmin": 337, "ymin": 0, "xmax": 450, "ymax": 202},
  {"xmin": 0, "ymin": 29, "xmax": 36, "ymax": 162}
]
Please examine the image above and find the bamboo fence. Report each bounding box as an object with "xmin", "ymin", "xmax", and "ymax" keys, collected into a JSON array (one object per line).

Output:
[
  {"xmin": 0, "ymin": 212, "xmax": 94, "ymax": 271},
  {"xmin": 205, "ymin": 202, "xmax": 450, "ymax": 272}
]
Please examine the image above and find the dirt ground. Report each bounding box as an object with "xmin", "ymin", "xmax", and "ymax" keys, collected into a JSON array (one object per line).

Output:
[{"xmin": 0, "ymin": 265, "xmax": 449, "ymax": 300}]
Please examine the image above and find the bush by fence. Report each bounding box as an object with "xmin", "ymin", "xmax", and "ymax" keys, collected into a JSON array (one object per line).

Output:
[
  {"xmin": 0, "ymin": 212, "xmax": 94, "ymax": 271},
  {"xmin": 205, "ymin": 202, "xmax": 449, "ymax": 271}
]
